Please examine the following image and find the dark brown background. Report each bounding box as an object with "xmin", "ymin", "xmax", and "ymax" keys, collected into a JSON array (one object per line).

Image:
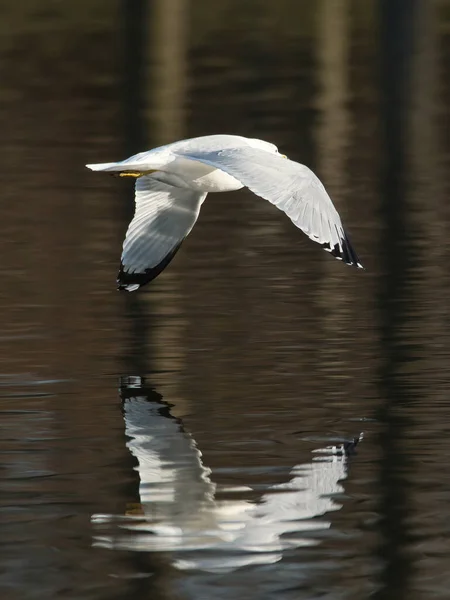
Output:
[{"xmin": 0, "ymin": 1, "xmax": 449, "ymax": 599}]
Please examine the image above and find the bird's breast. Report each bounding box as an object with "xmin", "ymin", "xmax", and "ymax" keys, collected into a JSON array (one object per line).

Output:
[{"xmin": 169, "ymin": 157, "xmax": 244, "ymax": 192}]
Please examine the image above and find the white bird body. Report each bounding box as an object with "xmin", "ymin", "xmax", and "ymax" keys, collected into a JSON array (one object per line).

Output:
[
  {"xmin": 88, "ymin": 135, "xmax": 274, "ymax": 192},
  {"xmin": 152, "ymin": 156, "xmax": 245, "ymax": 193},
  {"xmin": 86, "ymin": 134, "xmax": 362, "ymax": 291}
]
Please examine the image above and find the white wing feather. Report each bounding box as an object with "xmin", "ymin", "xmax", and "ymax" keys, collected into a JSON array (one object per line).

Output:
[
  {"xmin": 175, "ymin": 146, "xmax": 362, "ymax": 267},
  {"xmin": 118, "ymin": 177, "xmax": 206, "ymax": 291}
]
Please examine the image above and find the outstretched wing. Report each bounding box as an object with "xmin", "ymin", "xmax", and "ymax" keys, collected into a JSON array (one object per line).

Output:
[
  {"xmin": 176, "ymin": 146, "xmax": 363, "ymax": 268},
  {"xmin": 118, "ymin": 177, "xmax": 206, "ymax": 291}
]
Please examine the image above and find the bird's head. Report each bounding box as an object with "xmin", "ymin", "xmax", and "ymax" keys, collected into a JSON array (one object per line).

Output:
[
  {"xmin": 248, "ymin": 138, "xmax": 279, "ymax": 154},
  {"xmin": 248, "ymin": 138, "xmax": 287, "ymax": 159}
]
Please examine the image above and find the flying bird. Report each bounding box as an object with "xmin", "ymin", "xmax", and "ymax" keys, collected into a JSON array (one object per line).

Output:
[{"xmin": 86, "ymin": 134, "xmax": 363, "ymax": 292}]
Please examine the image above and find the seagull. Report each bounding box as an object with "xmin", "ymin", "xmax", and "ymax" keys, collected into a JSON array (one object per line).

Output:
[{"xmin": 86, "ymin": 134, "xmax": 363, "ymax": 292}]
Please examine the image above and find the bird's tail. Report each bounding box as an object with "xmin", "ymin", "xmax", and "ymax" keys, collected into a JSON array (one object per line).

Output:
[{"xmin": 86, "ymin": 162, "xmax": 126, "ymax": 172}]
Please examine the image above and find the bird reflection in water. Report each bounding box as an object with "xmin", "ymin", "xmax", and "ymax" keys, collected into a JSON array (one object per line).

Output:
[{"xmin": 92, "ymin": 376, "xmax": 362, "ymax": 573}]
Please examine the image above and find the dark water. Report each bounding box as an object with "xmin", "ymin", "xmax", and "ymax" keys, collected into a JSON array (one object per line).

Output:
[{"xmin": 1, "ymin": 1, "xmax": 450, "ymax": 599}]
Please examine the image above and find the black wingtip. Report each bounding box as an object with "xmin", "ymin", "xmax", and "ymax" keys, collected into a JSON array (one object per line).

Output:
[
  {"xmin": 116, "ymin": 241, "xmax": 185, "ymax": 292},
  {"xmin": 322, "ymin": 229, "xmax": 364, "ymax": 270}
]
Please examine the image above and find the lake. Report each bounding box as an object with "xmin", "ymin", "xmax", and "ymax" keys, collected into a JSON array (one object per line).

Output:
[{"xmin": 1, "ymin": 1, "xmax": 450, "ymax": 599}]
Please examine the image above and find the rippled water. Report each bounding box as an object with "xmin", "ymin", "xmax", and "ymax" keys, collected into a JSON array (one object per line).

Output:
[{"xmin": 1, "ymin": 2, "xmax": 450, "ymax": 599}]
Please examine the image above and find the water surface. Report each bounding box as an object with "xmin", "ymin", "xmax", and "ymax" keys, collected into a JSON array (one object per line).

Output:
[{"xmin": 1, "ymin": 2, "xmax": 450, "ymax": 599}]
